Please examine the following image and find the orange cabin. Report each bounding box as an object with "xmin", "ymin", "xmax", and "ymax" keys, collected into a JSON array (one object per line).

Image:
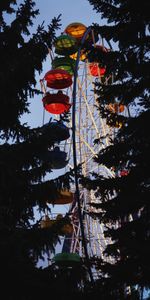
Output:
[
  {"xmin": 41, "ymin": 215, "xmax": 55, "ymax": 229},
  {"xmin": 47, "ymin": 190, "xmax": 74, "ymax": 205},
  {"xmin": 108, "ymin": 103, "xmax": 125, "ymax": 113},
  {"xmin": 61, "ymin": 223, "xmax": 73, "ymax": 234},
  {"xmin": 41, "ymin": 215, "xmax": 73, "ymax": 235},
  {"xmin": 56, "ymin": 214, "xmax": 73, "ymax": 234},
  {"xmin": 65, "ymin": 22, "xmax": 87, "ymax": 40}
]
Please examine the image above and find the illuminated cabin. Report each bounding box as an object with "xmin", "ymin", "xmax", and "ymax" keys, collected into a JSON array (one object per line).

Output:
[
  {"xmin": 120, "ymin": 169, "xmax": 129, "ymax": 177},
  {"xmin": 108, "ymin": 103, "xmax": 125, "ymax": 113},
  {"xmin": 42, "ymin": 91, "xmax": 71, "ymax": 114},
  {"xmin": 106, "ymin": 102, "xmax": 125, "ymax": 128},
  {"xmin": 44, "ymin": 69, "xmax": 72, "ymax": 90},
  {"xmin": 88, "ymin": 45, "xmax": 109, "ymax": 77},
  {"xmin": 54, "ymin": 34, "xmax": 78, "ymax": 56},
  {"xmin": 88, "ymin": 63, "xmax": 106, "ymax": 77},
  {"xmin": 52, "ymin": 56, "xmax": 76, "ymax": 75},
  {"xmin": 70, "ymin": 49, "xmax": 87, "ymax": 61},
  {"xmin": 64, "ymin": 22, "xmax": 98, "ymax": 46},
  {"xmin": 106, "ymin": 118, "xmax": 123, "ymax": 128},
  {"xmin": 64, "ymin": 22, "xmax": 87, "ymax": 41}
]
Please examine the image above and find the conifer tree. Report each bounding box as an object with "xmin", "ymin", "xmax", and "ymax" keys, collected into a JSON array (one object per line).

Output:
[
  {"xmin": 82, "ymin": 0, "xmax": 150, "ymax": 297},
  {"xmin": 0, "ymin": 1, "xmax": 74, "ymax": 298}
]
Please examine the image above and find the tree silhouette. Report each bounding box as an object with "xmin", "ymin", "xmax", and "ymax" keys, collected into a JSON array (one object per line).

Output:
[
  {"xmin": 0, "ymin": 1, "xmax": 75, "ymax": 298},
  {"xmin": 81, "ymin": 0, "xmax": 150, "ymax": 298}
]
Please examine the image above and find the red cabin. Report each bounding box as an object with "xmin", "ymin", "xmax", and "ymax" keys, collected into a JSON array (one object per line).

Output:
[
  {"xmin": 44, "ymin": 69, "xmax": 72, "ymax": 89},
  {"xmin": 42, "ymin": 91, "xmax": 71, "ymax": 114},
  {"xmin": 88, "ymin": 45, "xmax": 109, "ymax": 77},
  {"xmin": 120, "ymin": 170, "xmax": 129, "ymax": 177},
  {"xmin": 89, "ymin": 63, "xmax": 106, "ymax": 77}
]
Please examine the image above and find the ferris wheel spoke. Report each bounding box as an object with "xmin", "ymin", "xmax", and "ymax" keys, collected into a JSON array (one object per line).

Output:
[
  {"xmin": 87, "ymin": 73, "xmax": 112, "ymax": 147},
  {"xmin": 77, "ymin": 79, "xmax": 100, "ymax": 137}
]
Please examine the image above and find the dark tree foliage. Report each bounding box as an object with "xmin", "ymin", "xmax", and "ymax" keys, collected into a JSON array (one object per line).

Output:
[
  {"xmin": 81, "ymin": 0, "xmax": 150, "ymax": 297},
  {"xmin": 0, "ymin": 1, "xmax": 75, "ymax": 298}
]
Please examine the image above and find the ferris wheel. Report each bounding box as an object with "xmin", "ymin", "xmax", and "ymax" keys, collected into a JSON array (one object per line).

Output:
[{"xmin": 39, "ymin": 22, "xmax": 129, "ymax": 280}]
